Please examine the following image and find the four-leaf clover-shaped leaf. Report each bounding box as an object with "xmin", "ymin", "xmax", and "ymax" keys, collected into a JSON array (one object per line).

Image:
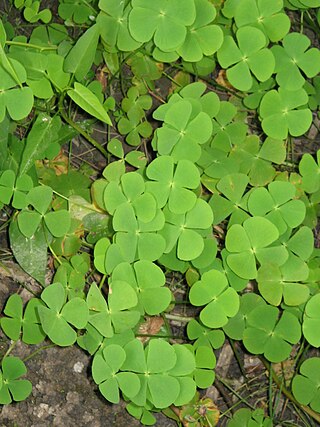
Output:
[
  {"xmin": 87, "ymin": 282, "xmax": 140, "ymax": 338},
  {"xmin": 248, "ymin": 181, "xmax": 306, "ymax": 234},
  {"xmin": 177, "ymin": 0, "xmax": 223, "ymax": 62},
  {"xmin": 122, "ymin": 338, "xmax": 196, "ymax": 408},
  {"xmin": 129, "ymin": 0, "xmax": 196, "ymax": 52},
  {"xmin": 92, "ymin": 344, "xmax": 140, "ymax": 404},
  {"xmin": 260, "ymin": 87, "xmax": 312, "ymax": 139},
  {"xmin": 104, "ymin": 171, "xmax": 157, "ymax": 223},
  {"xmin": 243, "ymin": 305, "xmax": 301, "ymax": 362},
  {"xmin": 271, "ymin": 32, "xmax": 320, "ymax": 90},
  {"xmin": 38, "ymin": 282, "xmax": 89, "ymax": 346},
  {"xmin": 0, "ymin": 170, "xmax": 33, "ymax": 209},
  {"xmin": 161, "ymin": 199, "xmax": 213, "ymax": 260},
  {"xmin": 189, "ymin": 269, "xmax": 239, "ymax": 328},
  {"xmin": 234, "ymin": 0, "xmax": 291, "ymax": 42},
  {"xmin": 112, "ymin": 203, "xmax": 166, "ymax": 262},
  {"xmin": 217, "ymin": 26, "xmax": 275, "ymax": 91},
  {"xmin": 225, "ymin": 216, "xmax": 288, "ymax": 279},
  {"xmin": 146, "ymin": 155, "xmax": 200, "ymax": 214},
  {"xmin": 111, "ymin": 260, "xmax": 171, "ymax": 315},
  {"xmin": 154, "ymin": 99, "xmax": 212, "ymax": 163}
]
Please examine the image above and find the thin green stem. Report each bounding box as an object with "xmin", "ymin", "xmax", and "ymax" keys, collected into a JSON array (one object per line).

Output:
[
  {"xmin": 135, "ymin": 333, "xmax": 183, "ymax": 339},
  {"xmin": 58, "ymin": 95, "xmax": 108, "ymax": 158},
  {"xmin": 2, "ymin": 340, "xmax": 17, "ymax": 360},
  {"xmin": 99, "ymin": 274, "xmax": 107, "ymax": 290},
  {"xmin": 23, "ymin": 344, "xmax": 56, "ymax": 362},
  {"xmin": 6, "ymin": 40, "xmax": 57, "ymax": 51}
]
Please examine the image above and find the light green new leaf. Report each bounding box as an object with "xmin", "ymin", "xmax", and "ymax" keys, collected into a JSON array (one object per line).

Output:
[{"xmin": 68, "ymin": 82, "xmax": 112, "ymax": 125}]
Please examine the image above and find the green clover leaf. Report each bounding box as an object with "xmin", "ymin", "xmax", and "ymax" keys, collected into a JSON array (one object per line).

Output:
[
  {"xmin": 59, "ymin": 0, "xmax": 95, "ymax": 24},
  {"xmin": 87, "ymin": 282, "xmax": 140, "ymax": 338},
  {"xmin": 187, "ymin": 319, "xmax": 225, "ymax": 349},
  {"xmin": 111, "ymin": 260, "xmax": 171, "ymax": 315},
  {"xmin": 154, "ymin": 81, "xmax": 220, "ymax": 121},
  {"xmin": 0, "ymin": 170, "xmax": 33, "ymax": 209},
  {"xmin": 104, "ymin": 171, "xmax": 157, "ymax": 222},
  {"xmin": 271, "ymin": 32, "xmax": 320, "ymax": 90},
  {"xmin": 97, "ymin": 0, "xmax": 142, "ymax": 51},
  {"xmin": 248, "ymin": 181, "xmax": 306, "ymax": 234},
  {"xmin": 209, "ymin": 172, "xmax": 249, "ymax": 225},
  {"xmin": 292, "ymin": 358, "xmax": 320, "ymax": 412},
  {"xmin": 229, "ymin": 135, "xmax": 284, "ymax": 187},
  {"xmin": 121, "ymin": 86, "xmax": 152, "ymax": 117},
  {"xmin": 193, "ymin": 346, "xmax": 216, "ymax": 389},
  {"xmin": 38, "ymin": 282, "xmax": 89, "ymax": 346},
  {"xmin": 223, "ymin": 293, "xmax": 266, "ymax": 340},
  {"xmin": 146, "ymin": 155, "xmax": 200, "ymax": 213},
  {"xmin": 227, "ymin": 408, "xmax": 272, "ymax": 427},
  {"xmin": 299, "ymin": 150, "xmax": 320, "ymax": 194},
  {"xmin": 129, "ymin": 0, "xmax": 196, "ymax": 52},
  {"xmin": 210, "ymin": 101, "xmax": 248, "ymax": 152},
  {"xmin": 0, "ymin": 58, "xmax": 34, "ymax": 122},
  {"xmin": 112, "ymin": 203, "xmax": 166, "ymax": 262},
  {"xmin": 234, "ymin": 0, "xmax": 290, "ymax": 42},
  {"xmin": 257, "ymin": 261, "xmax": 310, "ymax": 307},
  {"xmin": 1, "ymin": 295, "xmax": 45, "ymax": 344},
  {"xmin": 260, "ymin": 87, "xmax": 312, "ymax": 139},
  {"xmin": 161, "ymin": 199, "xmax": 213, "ymax": 261},
  {"xmin": 303, "ymin": 293, "xmax": 320, "ymax": 347},
  {"xmin": 17, "ymin": 185, "xmax": 71, "ymax": 238},
  {"xmin": 217, "ymin": 26, "xmax": 275, "ymax": 91},
  {"xmin": 189, "ymin": 269, "xmax": 239, "ymax": 328},
  {"xmin": 177, "ymin": 0, "xmax": 223, "ymax": 62},
  {"xmin": 154, "ymin": 99, "xmax": 212, "ymax": 162},
  {"xmin": 243, "ymin": 305, "xmax": 301, "ymax": 362},
  {"xmin": 92, "ymin": 344, "xmax": 141, "ymax": 404},
  {"xmin": 225, "ymin": 216, "xmax": 288, "ymax": 279},
  {"xmin": 0, "ymin": 357, "xmax": 32, "ymax": 404},
  {"xmin": 54, "ymin": 254, "xmax": 90, "ymax": 299},
  {"xmin": 122, "ymin": 338, "xmax": 196, "ymax": 408},
  {"xmin": 118, "ymin": 108, "xmax": 153, "ymax": 146}
]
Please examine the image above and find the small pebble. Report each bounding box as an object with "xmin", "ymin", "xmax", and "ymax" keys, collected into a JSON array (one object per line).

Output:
[{"xmin": 73, "ymin": 361, "xmax": 84, "ymax": 373}]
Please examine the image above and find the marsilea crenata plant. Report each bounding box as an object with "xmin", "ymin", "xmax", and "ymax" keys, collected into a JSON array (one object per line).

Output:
[{"xmin": 0, "ymin": 0, "xmax": 320, "ymax": 425}]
